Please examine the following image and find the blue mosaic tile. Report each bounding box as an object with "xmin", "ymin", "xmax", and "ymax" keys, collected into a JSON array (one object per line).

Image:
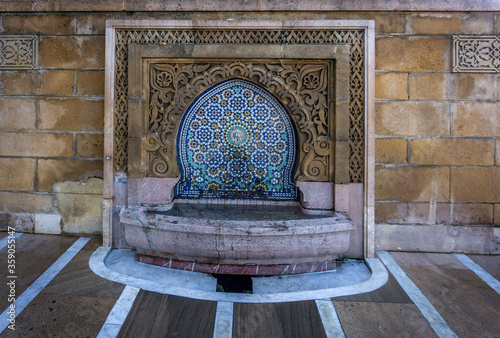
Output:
[{"xmin": 176, "ymin": 79, "xmax": 299, "ymax": 200}]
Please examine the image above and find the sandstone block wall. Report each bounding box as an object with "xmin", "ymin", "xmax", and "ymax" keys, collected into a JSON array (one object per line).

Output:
[{"xmin": 0, "ymin": 8, "xmax": 498, "ymax": 253}]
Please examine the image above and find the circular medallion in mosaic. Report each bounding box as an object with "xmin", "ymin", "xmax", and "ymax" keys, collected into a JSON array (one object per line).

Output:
[{"xmin": 224, "ymin": 122, "xmax": 251, "ymax": 149}]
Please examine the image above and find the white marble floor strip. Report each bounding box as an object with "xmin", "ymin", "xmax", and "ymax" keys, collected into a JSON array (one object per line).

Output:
[
  {"xmin": 0, "ymin": 232, "xmax": 23, "ymax": 250},
  {"xmin": 453, "ymin": 253, "xmax": 500, "ymax": 294},
  {"xmin": 377, "ymin": 251, "xmax": 458, "ymax": 338},
  {"xmin": 315, "ymin": 298, "xmax": 346, "ymax": 338},
  {"xmin": 213, "ymin": 301, "xmax": 234, "ymax": 338},
  {"xmin": 97, "ymin": 285, "xmax": 141, "ymax": 338},
  {"xmin": 0, "ymin": 236, "xmax": 91, "ymax": 334}
]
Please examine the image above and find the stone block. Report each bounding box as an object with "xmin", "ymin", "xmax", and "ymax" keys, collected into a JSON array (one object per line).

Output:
[
  {"xmin": 1, "ymin": 14, "xmax": 76, "ymax": 34},
  {"xmin": 0, "ymin": 71, "xmax": 74, "ymax": 96},
  {"xmin": 0, "ymin": 132, "xmax": 73, "ymax": 157},
  {"xmin": 76, "ymin": 133, "xmax": 104, "ymax": 158},
  {"xmin": 408, "ymin": 203, "xmax": 493, "ymax": 226},
  {"xmin": 376, "ymin": 36, "xmax": 449, "ymax": 72},
  {"xmin": 76, "ymin": 14, "xmax": 107, "ymax": 34},
  {"xmin": 375, "ymin": 202, "xmax": 408, "ymax": 223},
  {"xmin": 375, "ymin": 72, "xmax": 408, "ymax": 100},
  {"xmin": 0, "ymin": 212, "xmax": 34, "ymax": 233},
  {"xmin": 0, "ymin": 192, "xmax": 53, "ymax": 213},
  {"xmin": 448, "ymin": 74, "xmax": 495, "ymax": 100},
  {"xmin": 34, "ymin": 214, "xmax": 62, "ymax": 235},
  {"xmin": 38, "ymin": 159, "xmax": 103, "ymax": 191},
  {"xmin": 450, "ymin": 167, "xmax": 500, "ymax": 203},
  {"xmin": 40, "ymin": 36, "xmax": 105, "ymax": 69},
  {"xmin": 496, "ymin": 140, "xmax": 500, "ymax": 166},
  {"xmin": 495, "ymin": 205, "xmax": 500, "ymax": 226},
  {"xmin": 128, "ymin": 177, "xmax": 179, "ymax": 206},
  {"xmin": 411, "ymin": 14, "xmax": 495, "ymax": 34},
  {"xmin": 296, "ymin": 181, "xmax": 334, "ymax": 210},
  {"xmin": 375, "ymin": 138, "xmax": 407, "ymax": 164},
  {"xmin": 40, "ymin": 99, "xmax": 104, "ymax": 132},
  {"xmin": 0, "ymin": 98, "xmax": 36, "ymax": 130},
  {"xmin": 375, "ymin": 166, "xmax": 449, "ymax": 202},
  {"xmin": 410, "ymin": 138, "xmax": 494, "ymax": 166},
  {"xmin": 56, "ymin": 191, "xmax": 102, "ymax": 235},
  {"xmin": 409, "ymin": 73, "xmax": 446, "ymax": 100},
  {"xmin": 0, "ymin": 158, "xmax": 36, "ymax": 191},
  {"xmin": 452, "ymin": 102, "xmax": 499, "ymax": 137},
  {"xmin": 77, "ymin": 71, "xmax": 105, "ymax": 96},
  {"xmin": 376, "ymin": 101, "xmax": 449, "ymax": 136},
  {"xmin": 53, "ymin": 178, "xmax": 103, "ymax": 194}
]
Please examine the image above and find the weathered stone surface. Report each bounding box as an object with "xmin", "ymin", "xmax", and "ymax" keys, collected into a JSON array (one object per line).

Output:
[
  {"xmin": 34, "ymin": 213, "xmax": 62, "ymax": 235},
  {"xmin": 0, "ymin": 132, "xmax": 73, "ymax": 157},
  {"xmin": 55, "ymin": 179, "xmax": 103, "ymax": 235},
  {"xmin": 496, "ymin": 140, "xmax": 500, "ymax": 166},
  {"xmin": 38, "ymin": 159, "xmax": 103, "ymax": 191},
  {"xmin": 452, "ymin": 102, "xmax": 499, "ymax": 137},
  {"xmin": 411, "ymin": 14, "xmax": 495, "ymax": 34},
  {"xmin": 410, "ymin": 138, "xmax": 495, "ymax": 166},
  {"xmin": 0, "ymin": 71, "xmax": 74, "ymax": 96},
  {"xmin": 450, "ymin": 167, "xmax": 500, "ymax": 203},
  {"xmin": 0, "ymin": 98, "xmax": 36, "ymax": 129},
  {"xmin": 408, "ymin": 203, "xmax": 493, "ymax": 226},
  {"xmin": 0, "ymin": 192, "xmax": 54, "ymax": 213},
  {"xmin": 375, "ymin": 202, "xmax": 408, "ymax": 223},
  {"xmin": 375, "ymin": 138, "xmax": 407, "ymax": 164},
  {"xmin": 332, "ymin": 12, "xmax": 407, "ymax": 34},
  {"xmin": 376, "ymin": 101, "xmax": 449, "ymax": 136},
  {"xmin": 0, "ymin": 212, "xmax": 35, "ymax": 232},
  {"xmin": 376, "ymin": 37, "xmax": 449, "ymax": 71},
  {"xmin": 40, "ymin": 36, "xmax": 105, "ymax": 69},
  {"xmin": 375, "ymin": 72, "xmax": 408, "ymax": 99},
  {"xmin": 0, "ymin": 158, "xmax": 36, "ymax": 191},
  {"xmin": 39, "ymin": 99, "xmax": 104, "ymax": 132},
  {"xmin": 1, "ymin": 14, "xmax": 76, "ymax": 34},
  {"xmin": 296, "ymin": 181, "xmax": 334, "ymax": 210},
  {"xmin": 495, "ymin": 205, "xmax": 500, "ymax": 226},
  {"xmin": 76, "ymin": 133, "xmax": 104, "ymax": 158},
  {"xmin": 76, "ymin": 14, "xmax": 107, "ymax": 34},
  {"xmin": 448, "ymin": 74, "xmax": 496, "ymax": 100},
  {"xmin": 127, "ymin": 177, "xmax": 179, "ymax": 206},
  {"xmin": 76, "ymin": 71, "xmax": 105, "ymax": 95},
  {"xmin": 409, "ymin": 73, "xmax": 446, "ymax": 100},
  {"xmin": 375, "ymin": 166, "xmax": 449, "ymax": 202}
]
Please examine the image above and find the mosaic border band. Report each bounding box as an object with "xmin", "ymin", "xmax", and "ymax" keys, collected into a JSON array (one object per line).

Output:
[
  {"xmin": 453, "ymin": 35, "xmax": 500, "ymax": 73},
  {"xmin": 0, "ymin": 35, "xmax": 38, "ymax": 70},
  {"xmin": 114, "ymin": 29, "xmax": 365, "ymax": 183}
]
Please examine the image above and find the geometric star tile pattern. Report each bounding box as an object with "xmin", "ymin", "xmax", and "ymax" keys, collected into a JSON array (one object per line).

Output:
[{"xmin": 176, "ymin": 79, "xmax": 299, "ymax": 200}]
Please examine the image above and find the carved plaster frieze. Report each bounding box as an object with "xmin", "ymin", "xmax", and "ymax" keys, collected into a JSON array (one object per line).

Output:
[
  {"xmin": 453, "ymin": 35, "xmax": 500, "ymax": 73},
  {"xmin": 0, "ymin": 35, "xmax": 38, "ymax": 70},
  {"xmin": 147, "ymin": 60, "xmax": 332, "ymax": 182}
]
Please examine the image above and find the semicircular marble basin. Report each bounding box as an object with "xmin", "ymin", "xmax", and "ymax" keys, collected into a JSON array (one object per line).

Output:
[{"xmin": 120, "ymin": 202, "xmax": 356, "ymax": 275}]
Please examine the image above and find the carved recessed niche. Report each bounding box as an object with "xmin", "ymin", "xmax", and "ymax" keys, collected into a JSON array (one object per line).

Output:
[{"xmin": 127, "ymin": 44, "xmax": 350, "ymax": 200}]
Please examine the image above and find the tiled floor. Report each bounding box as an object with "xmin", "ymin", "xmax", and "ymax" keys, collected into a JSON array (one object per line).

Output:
[{"xmin": 0, "ymin": 232, "xmax": 499, "ymax": 337}]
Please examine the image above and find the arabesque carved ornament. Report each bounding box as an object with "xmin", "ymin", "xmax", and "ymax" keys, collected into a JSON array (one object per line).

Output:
[{"xmin": 147, "ymin": 60, "xmax": 332, "ymax": 182}]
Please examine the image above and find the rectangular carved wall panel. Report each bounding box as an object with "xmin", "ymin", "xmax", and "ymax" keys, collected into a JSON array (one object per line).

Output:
[
  {"xmin": 453, "ymin": 35, "xmax": 500, "ymax": 73},
  {"xmin": 114, "ymin": 29, "xmax": 365, "ymax": 183},
  {"xmin": 0, "ymin": 35, "xmax": 38, "ymax": 70}
]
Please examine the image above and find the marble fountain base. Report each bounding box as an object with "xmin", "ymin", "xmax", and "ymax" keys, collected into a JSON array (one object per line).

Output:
[{"xmin": 120, "ymin": 202, "xmax": 356, "ymax": 276}]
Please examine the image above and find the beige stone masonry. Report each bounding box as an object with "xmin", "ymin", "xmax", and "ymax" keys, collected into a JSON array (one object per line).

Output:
[
  {"xmin": 375, "ymin": 202, "xmax": 408, "ymax": 223},
  {"xmin": 39, "ymin": 99, "xmax": 104, "ymax": 132},
  {"xmin": 375, "ymin": 73, "xmax": 408, "ymax": 100},
  {"xmin": 452, "ymin": 102, "xmax": 499, "ymax": 137},
  {"xmin": 409, "ymin": 73, "xmax": 446, "ymax": 100},
  {"xmin": 0, "ymin": 132, "xmax": 73, "ymax": 157},
  {"xmin": 38, "ymin": 159, "xmax": 103, "ymax": 191},
  {"xmin": 408, "ymin": 203, "xmax": 493, "ymax": 226},
  {"xmin": 0, "ymin": 98, "xmax": 36, "ymax": 129},
  {"xmin": 496, "ymin": 140, "xmax": 500, "ymax": 166},
  {"xmin": 450, "ymin": 167, "xmax": 500, "ymax": 203},
  {"xmin": 0, "ymin": 192, "xmax": 53, "ymax": 213},
  {"xmin": 0, "ymin": 158, "xmax": 36, "ymax": 191},
  {"xmin": 375, "ymin": 138, "xmax": 407, "ymax": 164},
  {"xmin": 495, "ymin": 205, "xmax": 500, "ymax": 226},
  {"xmin": 411, "ymin": 14, "xmax": 496, "ymax": 35},
  {"xmin": 0, "ymin": 71, "xmax": 75, "ymax": 96},
  {"xmin": 40, "ymin": 36, "xmax": 105, "ymax": 69},
  {"xmin": 410, "ymin": 138, "xmax": 495, "ymax": 166},
  {"xmin": 77, "ymin": 71, "xmax": 105, "ymax": 96},
  {"xmin": 375, "ymin": 166, "xmax": 450, "ymax": 202},
  {"xmin": 76, "ymin": 133, "xmax": 104, "ymax": 158},
  {"xmin": 376, "ymin": 101, "xmax": 450, "ymax": 136},
  {"xmin": 376, "ymin": 37, "xmax": 449, "ymax": 72},
  {"xmin": 448, "ymin": 73, "xmax": 496, "ymax": 100},
  {"xmin": 2, "ymin": 14, "xmax": 76, "ymax": 34}
]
